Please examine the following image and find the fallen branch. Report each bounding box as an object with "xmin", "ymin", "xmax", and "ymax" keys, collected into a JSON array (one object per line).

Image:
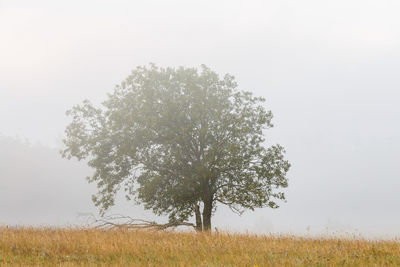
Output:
[{"xmin": 81, "ymin": 213, "xmax": 195, "ymax": 231}]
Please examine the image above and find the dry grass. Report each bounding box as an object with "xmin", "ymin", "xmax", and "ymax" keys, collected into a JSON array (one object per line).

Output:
[{"xmin": 0, "ymin": 227, "xmax": 399, "ymax": 266}]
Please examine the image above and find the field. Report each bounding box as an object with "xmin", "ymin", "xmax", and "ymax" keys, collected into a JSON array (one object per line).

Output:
[{"xmin": 0, "ymin": 227, "xmax": 399, "ymax": 266}]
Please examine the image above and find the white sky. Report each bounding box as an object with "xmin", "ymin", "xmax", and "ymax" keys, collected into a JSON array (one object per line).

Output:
[{"xmin": 1, "ymin": 0, "xmax": 400, "ymax": 237}]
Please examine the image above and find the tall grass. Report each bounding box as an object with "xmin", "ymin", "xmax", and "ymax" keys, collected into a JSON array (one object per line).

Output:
[{"xmin": 0, "ymin": 227, "xmax": 399, "ymax": 266}]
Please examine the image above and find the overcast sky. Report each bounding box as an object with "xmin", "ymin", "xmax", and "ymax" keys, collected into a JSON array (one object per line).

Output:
[{"xmin": 1, "ymin": 0, "xmax": 400, "ymax": 238}]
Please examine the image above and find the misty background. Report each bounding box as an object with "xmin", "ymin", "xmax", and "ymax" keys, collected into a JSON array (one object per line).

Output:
[{"xmin": 1, "ymin": 0, "xmax": 400, "ymax": 238}]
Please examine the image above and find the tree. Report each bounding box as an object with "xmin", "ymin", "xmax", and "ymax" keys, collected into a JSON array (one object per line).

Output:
[{"xmin": 62, "ymin": 64, "xmax": 290, "ymax": 231}]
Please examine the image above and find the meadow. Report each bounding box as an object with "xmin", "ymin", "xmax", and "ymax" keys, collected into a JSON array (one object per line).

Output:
[{"xmin": 0, "ymin": 227, "xmax": 399, "ymax": 266}]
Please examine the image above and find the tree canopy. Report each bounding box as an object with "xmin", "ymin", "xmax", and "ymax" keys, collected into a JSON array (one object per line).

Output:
[{"xmin": 62, "ymin": 64, "xmax": 290, "ymax": 231}]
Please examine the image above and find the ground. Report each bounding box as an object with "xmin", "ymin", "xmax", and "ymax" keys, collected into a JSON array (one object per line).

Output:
[{"xmin": 0, "ymin": 227, "xmax": 399, "ymax": 266}]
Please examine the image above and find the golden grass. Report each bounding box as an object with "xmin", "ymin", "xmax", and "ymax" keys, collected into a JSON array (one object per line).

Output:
[{"xmin": 0, "ymin": 227, "xmax": 399, "ymax": 266}]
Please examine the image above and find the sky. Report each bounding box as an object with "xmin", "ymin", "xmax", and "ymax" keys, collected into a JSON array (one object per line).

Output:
[{"xmin": 1, "ymin": 0, "xmax": 400, "ymax": 238}]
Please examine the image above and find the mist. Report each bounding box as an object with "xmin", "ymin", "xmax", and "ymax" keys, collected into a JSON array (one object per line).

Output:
[{"xmin": 1, "ymin": 0, "xmax": 400, "ymax": 238}]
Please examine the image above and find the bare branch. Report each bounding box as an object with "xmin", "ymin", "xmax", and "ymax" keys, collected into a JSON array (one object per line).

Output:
[
  {"xmin": 214, "ymin": 199, "xmax": 245, "ymax": 215},
  {"xmin": 84, "ymin": 214, "xmax": 196, "ymax": 231}
]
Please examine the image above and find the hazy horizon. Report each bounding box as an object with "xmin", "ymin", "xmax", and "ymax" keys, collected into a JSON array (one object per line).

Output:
[{"xmin": 1, "ymin": 0, "xmax": 400, "ymax": 238}]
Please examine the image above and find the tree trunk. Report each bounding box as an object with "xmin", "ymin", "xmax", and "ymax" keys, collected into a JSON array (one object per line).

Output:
[
  {"xmin": 194, "ymin": 203, "xmax": 202, "ymax": 232},
  {"xmin": 202, "ymin": 199, "xmax": 212, "ymax": 231}
]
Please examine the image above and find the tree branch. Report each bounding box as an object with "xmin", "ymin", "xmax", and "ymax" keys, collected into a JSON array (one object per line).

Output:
[{"xmin": 83, "ymin": 214, "xmax": 196, "ymax": 230}]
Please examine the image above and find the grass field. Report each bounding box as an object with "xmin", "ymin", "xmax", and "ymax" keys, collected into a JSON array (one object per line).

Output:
[{"xmin": 0, "ymin": 227, "xmax": 399, "ymax": 266}]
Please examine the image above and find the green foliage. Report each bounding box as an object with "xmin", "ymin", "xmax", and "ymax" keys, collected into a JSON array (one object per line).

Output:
[{"xmin": 62, "ymin": 64, "xmax": 290, "ymax": 225}]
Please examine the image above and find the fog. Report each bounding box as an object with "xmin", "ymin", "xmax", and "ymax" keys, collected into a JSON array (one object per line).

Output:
[{"xmin": 1, "ymin": 0, "xmax": 400, "ymax": 237}]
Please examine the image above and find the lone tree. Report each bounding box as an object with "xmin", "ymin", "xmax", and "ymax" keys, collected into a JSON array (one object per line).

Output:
[{"xmin": 62, "ymin": 64, "xmax": 290, "ymax": 231}]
